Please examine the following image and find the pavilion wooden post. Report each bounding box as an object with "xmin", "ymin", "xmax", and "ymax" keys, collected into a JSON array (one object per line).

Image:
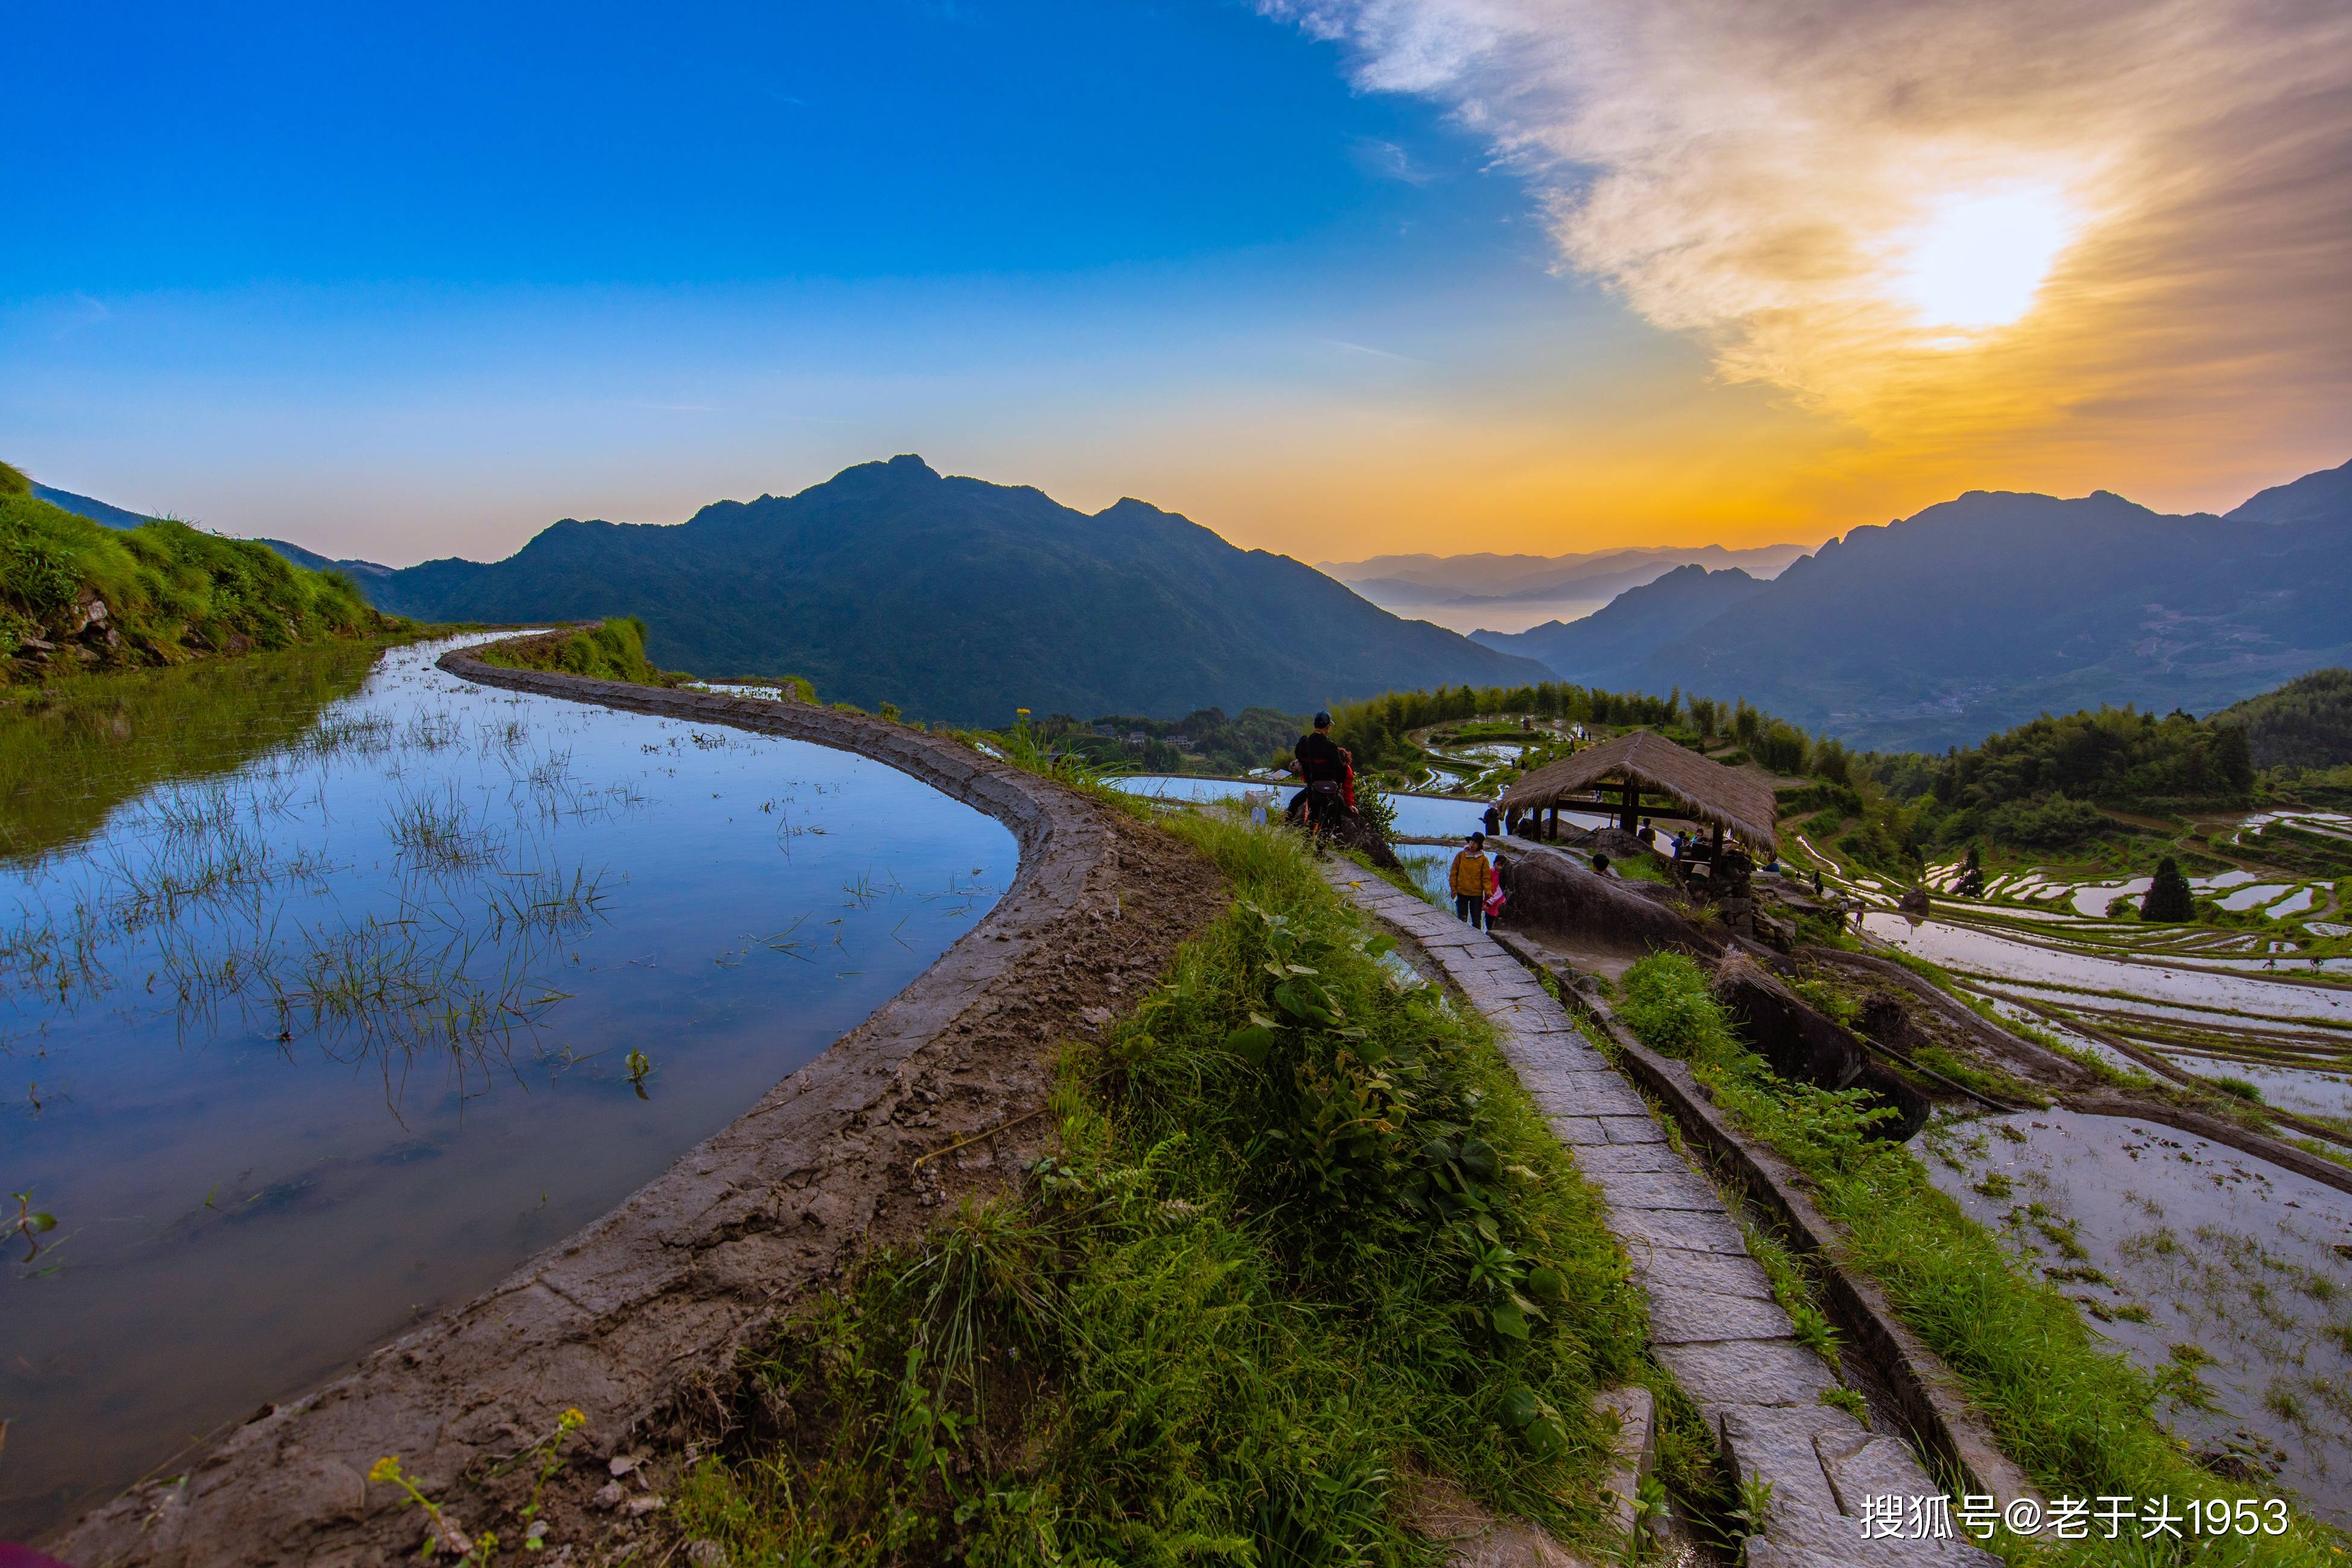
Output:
[
  {"xmin": 1620, "ymin": 775, "xmax": 1640, "ymax": 833},
  {"xmin": 1546, "ymin": 804, "xmax": 1559, "ymax": 841}
]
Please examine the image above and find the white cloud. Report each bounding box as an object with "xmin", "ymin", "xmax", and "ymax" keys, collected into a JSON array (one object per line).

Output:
[{"xmin": 1263, "ymin": 0, "xmax": 2352, "ymax": 446}]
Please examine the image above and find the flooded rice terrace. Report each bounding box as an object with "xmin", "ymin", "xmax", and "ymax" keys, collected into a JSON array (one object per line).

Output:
[
  {"xmin": 0, "ymin": 636, "xmax": 1012, "ymax": 1538},
  {"xmin": 1810, "ymin": 839, "xmax": 2352, "ymax": 1519},
  {"xmin": 1928, "ymin": 1111, "xmax": 2352, "ymax": 1525}
]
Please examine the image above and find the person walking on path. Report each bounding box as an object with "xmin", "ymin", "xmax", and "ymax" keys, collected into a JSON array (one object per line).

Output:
[
  {"xmin": 1290, "ymin": 711, "xmax": 1348, "ymax": 852},
  {"xmin": 1450, "ymin": 833, "xmax": 1496, "ymax": 929},
  {"xmin": 1482, "ymin": 802, "xmax": 1502, "ymax": 838}
]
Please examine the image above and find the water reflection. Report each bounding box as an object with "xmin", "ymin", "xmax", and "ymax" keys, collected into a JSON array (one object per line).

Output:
[
  {"xmin": 1107, "ymin": 776, "xmax": 1606, "ymax": 844},
  {"xmin": 0, "ymin": 637, "xmax": 1012, "ymax": 1538},
  {"xmin": 0, "ymin": 637, "xmax": 384, "ymax": 861},
  {"xmin": 1927, "ymin": 1110, "xmax": 2352, "ymax": 1525},
  {"xmin": 1861, "ymin": 914, "xmax": 2352, "ymax": 1025}
]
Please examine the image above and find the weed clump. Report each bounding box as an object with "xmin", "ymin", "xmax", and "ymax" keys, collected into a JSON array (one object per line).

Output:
[
  {"xmin": 479, "ymin": 618, "xmax": 678, "ymax": 686},
  {"xmin": 673, "ymin": 809, "xmax": 1650, "ymax": 1563}
]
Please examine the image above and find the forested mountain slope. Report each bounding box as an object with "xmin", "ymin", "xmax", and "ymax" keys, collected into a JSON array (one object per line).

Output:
[{"xmin": 368, "ymin": 455, "xmax": 1552, "ymax": 723}]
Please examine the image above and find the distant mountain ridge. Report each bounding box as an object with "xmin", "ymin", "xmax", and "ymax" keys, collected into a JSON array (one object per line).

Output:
[
  {"xmin": 258, "ymin": 539, "xmax": 395, "ymax": 581},
  {"xmin": 40, "ymin": 452, "xmax": 2351, "ymax": 752},
  {"xmin": 1476, "ymin": 465, "xmax": 2352, "ymax": 751},
  {"xmin": 32, "ymin": 483, "xmax": 160, "ymax": 533},
  {"xmin": 2226, "ymin": 458, "xmax": 2352, "ymax": 526},
  {"xmin": 364, "ymin": 455, "xmax": 1553, "ymax": 723},
  {"xmin": 1321, "ymin": 543, "xmax": 1811, "ymax": 608},
  {"xmin": 1321, "ymin": 541, "xmax": 1810, "ymax": 635},
  {"xmin": 1469, "ymin": 564, "xmax": 1766, "ymax": 689}
]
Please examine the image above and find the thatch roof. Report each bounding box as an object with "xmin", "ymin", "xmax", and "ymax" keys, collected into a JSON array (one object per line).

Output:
[{"xmin": 1502, "ymin": 730, "xmax": 1778, "ymax": 852}]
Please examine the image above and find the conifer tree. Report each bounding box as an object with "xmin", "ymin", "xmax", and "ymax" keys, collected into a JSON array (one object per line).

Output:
[{"xmin": 2142, "ymin": 856, "xmax": 2194, "ymax": 922}]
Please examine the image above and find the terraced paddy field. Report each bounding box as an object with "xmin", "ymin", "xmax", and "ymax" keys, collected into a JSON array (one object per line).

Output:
[
  {"xmin": 0, "ymin": 635, "xmax": 1014, "ymax": 1539},
  {"xmin": 1794, "ymin": 829, "xmax": 2352, "ymax": 1520}
]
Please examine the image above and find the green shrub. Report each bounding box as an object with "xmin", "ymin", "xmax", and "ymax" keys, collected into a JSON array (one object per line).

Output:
[
  {"xmin": 1979, "ymin": 791, "xmax": 2113, "ymax": 849},
  {"xmin": 2140, "ymin": 856, "xmax": 2195, "ymax": 922},
  {"xmin": 478, "ymin": 618, "xmax": 675, "ymax": 685}
]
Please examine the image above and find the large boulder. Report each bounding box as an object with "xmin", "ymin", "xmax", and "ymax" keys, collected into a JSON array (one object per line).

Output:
[
  {"xmin": 1710, "ymin": 956, "xmax": 1929, "ymax": 1140},
  {"xmin": 1493, "ymin": 846, "xmax": 1726, "ymax": 956},
  {"xmin": 1712, "ymin": 955, "xmax": 1868, "ymax": 1089}
]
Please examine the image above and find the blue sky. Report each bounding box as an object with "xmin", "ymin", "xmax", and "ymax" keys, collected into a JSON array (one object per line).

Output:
[
  {"xmin": 0, "ymin": 0, "xmax": 1780, "ymax": 563},
  {"xmin": 6, "ymin": 0, "xmax": 2343, "ymax": 564},
  {"xmin": 12, "ymin": 2, "xmax": 1487, "ymax": 291}
]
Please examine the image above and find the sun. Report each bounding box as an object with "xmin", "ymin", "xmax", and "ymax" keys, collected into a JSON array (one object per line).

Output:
[{"xmin": 1892, "ymin": 187, "xmax": 2077, "ymax": 333}]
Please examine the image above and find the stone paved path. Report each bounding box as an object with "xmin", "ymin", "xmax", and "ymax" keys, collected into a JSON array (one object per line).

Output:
[{"xmin": 1324, "ymin": 865, "xmax": 1996, "ymax": 1567}]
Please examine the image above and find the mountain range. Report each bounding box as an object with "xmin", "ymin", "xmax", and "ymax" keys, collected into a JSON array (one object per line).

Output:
[
  {"xmin": 359, "ymin": 455, "xmax": 1551, "ymax": 722},
  {"xmin": 1473, "ymin": 461, "xmax": 2352, "ymax": 750},
  {"xmin": 31, "ymin": 483, "xmax": 160, "ymax": 534},
  {"xmin": 1472, "ymin": 564, "xmax": 1769, "ymax": 692},
  {"xmin": 33, "ymin": 454, "xmax": 2352, "ymax": 752},
  {"xmin": 1318, "ymin": 543, "xmax": 1811, "ymax": 634}
]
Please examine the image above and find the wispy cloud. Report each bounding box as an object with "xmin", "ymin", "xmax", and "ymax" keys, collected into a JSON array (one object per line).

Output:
[
  {"xmin": 1321, "ymin": 337, "xmax": 1426, "ymax": 363},
  {"xmin": 1265, "ymin": 0, "xmax": 2352, "ymax": 464},
  {"xmin": 1347, "ymin": 134, "xmax": 1437, "ymax": 185}
]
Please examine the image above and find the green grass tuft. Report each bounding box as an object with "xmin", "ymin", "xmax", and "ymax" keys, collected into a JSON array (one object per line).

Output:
[{"xmin": 671, "ymin": 808, "xmax": 1656, "ymax": 1564}]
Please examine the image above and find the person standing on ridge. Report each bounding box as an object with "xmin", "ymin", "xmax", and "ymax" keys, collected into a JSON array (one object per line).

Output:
[
  {"xmin": 1291, "ymin": 711, "xmax": 1347, "ymax": 850},
  {"xmin": 1450, "ymin": 833, "xmax": 1496, "ymax": 929}
]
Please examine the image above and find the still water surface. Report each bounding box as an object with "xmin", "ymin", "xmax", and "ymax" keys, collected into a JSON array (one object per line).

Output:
[
  {"xmin": 1929, "ymin": 1110, "xmax": 2352, "ymax": 1525},
  {"xmin": 1111, "ymin": 776, "xmax": 1603, "ymax": 844},
  {"xmin": 0, "ymin": 637, "xmax": 1010, "ymax": 1538}
]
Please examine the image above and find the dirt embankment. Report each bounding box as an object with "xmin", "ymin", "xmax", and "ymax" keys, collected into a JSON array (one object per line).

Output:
[{"xmin": 48, "ymin": 651, "xmax": 1226, "ymax": 1567}]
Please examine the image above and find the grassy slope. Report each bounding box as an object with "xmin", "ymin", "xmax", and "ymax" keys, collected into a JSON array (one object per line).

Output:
[
  {"xmin": 0, "ymin": 460, "xmax": 384, "ymax": 680},
  {"xmin": 673, "ymin": 806, "xmax": 1671, "ymax": 1564},
  {"xmin": 1614, "ymin": 953, "xmax": 2340, "ymax": 1566},
  {"xmin": 476, "ymin": 618, "xmax": 678, "ymax": 686}
]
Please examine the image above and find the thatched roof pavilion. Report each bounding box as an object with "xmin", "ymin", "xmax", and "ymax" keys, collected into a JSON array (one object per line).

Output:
[{"xmin": 1501, "ymin": 730, "xmax": 1779, "ymax": 853}]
